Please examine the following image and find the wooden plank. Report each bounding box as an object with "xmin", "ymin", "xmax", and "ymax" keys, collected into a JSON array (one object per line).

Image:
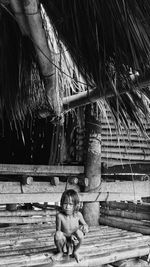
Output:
[
  {"xmin": 0, "ymin": 181, "xmax": 79, "ymax": 193},
  {"xmin": 0, "ymin": 181, "xmax": 148, "ymax": 203},
  {"xmin": 0, "ymin": 181, "xmax": 149, "ymax": 198},
  {"xmin": 0, "ymin": 164, "xmax": 84, "ymax": 176},
  {"xmin": 0, "ymin": 192, "xmax": 146, "ymax": 204}
]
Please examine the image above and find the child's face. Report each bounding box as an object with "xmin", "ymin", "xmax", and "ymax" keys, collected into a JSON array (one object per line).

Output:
[{"xmin": 62, "ymin": 196, "xmax": 74, "ymax": 215}]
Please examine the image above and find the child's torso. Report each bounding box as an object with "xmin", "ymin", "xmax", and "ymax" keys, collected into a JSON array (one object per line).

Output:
[{"xmin": 61, "ymin": 213, "xmax": 79, "ymax": 236}]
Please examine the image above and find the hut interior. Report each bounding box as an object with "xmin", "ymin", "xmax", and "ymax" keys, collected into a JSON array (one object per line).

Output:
[{"xmin": 0, "ymin": 0, "xmax": 150, "ymax": 266}]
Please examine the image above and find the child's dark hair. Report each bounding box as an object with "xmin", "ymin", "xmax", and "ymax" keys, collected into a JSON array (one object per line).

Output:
[{"xmin": 60, "ymin": 189, "xmax": 80, "ymax": 212}]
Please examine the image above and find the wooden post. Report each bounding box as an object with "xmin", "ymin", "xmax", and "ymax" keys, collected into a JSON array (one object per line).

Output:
[{"xmin": 83, "ymin": 105, "xmax": 101, "ymax": 226}]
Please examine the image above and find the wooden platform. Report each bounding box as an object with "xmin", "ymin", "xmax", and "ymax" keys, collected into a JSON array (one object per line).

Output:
[{"xmin": 0, "ymin": 224, "xmax": 149, "ymax": 267}]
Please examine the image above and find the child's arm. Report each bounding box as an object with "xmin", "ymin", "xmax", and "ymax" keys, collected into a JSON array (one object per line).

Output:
[
  {"xmin": 56, "ymin": 213, "xmax": 62, "ymax": 231},
  {"xmin": 78, "ymin": 212, "xmax": 89, "ymax": 234}
]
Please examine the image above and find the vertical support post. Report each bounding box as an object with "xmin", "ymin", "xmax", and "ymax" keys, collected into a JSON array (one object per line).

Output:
[
  {"xmin": 10, "ymin": 0, "xmax": 62, "ymax": 117},
  {"xmin": 83, "ymin": 105, "xmax": 101, "ymax": 226}
]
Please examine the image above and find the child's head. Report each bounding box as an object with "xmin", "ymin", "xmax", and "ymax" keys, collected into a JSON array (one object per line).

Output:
[{"xmin": 60, "ymin": 189, "xmax": 80, "ymax": 215}]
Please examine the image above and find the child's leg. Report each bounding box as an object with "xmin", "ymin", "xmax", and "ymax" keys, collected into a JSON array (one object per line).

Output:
[
  {"xmin": 72, "ymin": 229, "xmax": 84, "ymax": 262},
  {"xmin": 52, "ymin": 231, "xmax": 66, "ymax": 261},
  {"xmin": 66, "ymin": 236, "xmax": 73, "ymax": 256}
]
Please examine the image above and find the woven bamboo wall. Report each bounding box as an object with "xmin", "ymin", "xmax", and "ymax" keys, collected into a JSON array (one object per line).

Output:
[{"xmin": 100, "ymin": 110, "xmax": 150, "ymax": 167}]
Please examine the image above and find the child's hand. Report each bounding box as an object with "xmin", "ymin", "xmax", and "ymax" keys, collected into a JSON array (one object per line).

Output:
[
  {"xmin": 80, "ymin": 224, "xmax": 88, "ymax": 234},
  {"xmin": 71, "ymin": 234, "xmax": 77, "ymax": 242},
  {"xmin": 83, "ymin": 224, "xmax": 88, "ymax": 234},
  {"xmin": 71, "ymin": 234, "xmax": 79, "ymax": 245}
]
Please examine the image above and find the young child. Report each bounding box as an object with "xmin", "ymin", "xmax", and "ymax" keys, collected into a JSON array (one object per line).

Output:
[{"xmin": 52, "ymin": 189, "xmax": 88, "ymax": 262}]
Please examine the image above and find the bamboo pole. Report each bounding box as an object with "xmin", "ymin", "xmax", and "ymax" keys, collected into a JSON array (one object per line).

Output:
[
  {"xmin": 0, "ymin": 222, "xmax": 55, "ymax": 232},
  {"xmin": 52, "ymin": 244, "xmax": 150, "ymax": 267},
  {"xmin": 99, "ymin": 216, "xmax": 150, "ymax": 235},
  {"xmin": 0, "ymin": 209, "xmax": 56, "ymax": 216},
  {"xmin": 100, "ymin": 215, "xmax": 150, "ymax": 227},
  {"xmin": 0, "ymin": 237, "xmax": 148, "ymax": 266},
  {"xmin": 0, "ymin": 225, "xmax": 148, "ymax": 266},
  {"xmin": 11, "ymin": 0, "xmax": 61, "ymax": 117},
  {"xmin": 0, "ymin": 234, "xmax": 54, "ymax": 247},
  {"xmin": 100, "ymin": 208, "xmax": 150, "ymax": 221},
  {"xmin": 102, "ymin": 147, "xmax": 150, "ymax": 154},
  {"xmin": 10, "ymin": 0, "xmax": 30, "ymax": 35},
  {"xmin": 0, "ymin": 215, "xmax": 55, "ymax": 224},
  {"xmin": 116, "ymin": 259, "xmax": 148, "ymax": 267},
  {"xmin": 81, "ymin": 237, "xmax": 150, "ymax": 257},
  {"xmin": 102, "ymin": 140, "xmax": 150, "ymax": 148},
  {"xmin": 100, "ymin": 201, "xmax": 150, "ymax": 213},
  {"xmin": 63, "ymin": 76, "xmax": 150, "ymax": 111},
  {"xmin": 24, "ymin": 0, "xmax": 62, "ymax": 117},
  {"xmin": 0, "ymin": 246, "xmax": 54, "ymax": 257},
  {"xmin": 101, "ymin": 152, "xmax": 150, "ymax": 160},
  {"xmin": 101, "ymin": 135, "xmax": 147, "ymax": 141}
]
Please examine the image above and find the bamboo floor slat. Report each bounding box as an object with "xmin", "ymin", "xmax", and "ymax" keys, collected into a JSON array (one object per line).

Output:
[{"xmin": 0, "ymin": 224, "xmax": 149, "ymax": 267}]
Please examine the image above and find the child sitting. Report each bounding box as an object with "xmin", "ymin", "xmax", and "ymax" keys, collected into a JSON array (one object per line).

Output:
[{"xmin": 52, "ymin": 189, "xmax": 88, "ymax": 262}]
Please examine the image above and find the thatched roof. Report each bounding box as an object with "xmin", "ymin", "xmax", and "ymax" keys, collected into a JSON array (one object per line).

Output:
[{"xmin": 1, "ymin": 0, "xmax": 150, "ymax": 133}]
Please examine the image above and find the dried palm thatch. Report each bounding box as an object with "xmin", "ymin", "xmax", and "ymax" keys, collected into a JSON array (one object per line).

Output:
[
  {"xmin": 41, "ymin": 0, "xmax": 150, "ymax": 132},
  {"xmin": 1, "ymin": 0, "xmax": 150, "ymax": 134},
  {"xmin": 0, "ymin": 1, "xmax": 86, "ymax": 126}
]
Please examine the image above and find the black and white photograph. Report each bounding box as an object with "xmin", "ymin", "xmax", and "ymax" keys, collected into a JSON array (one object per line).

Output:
[{"xmin": 0, "ymin": 1, "xmax": 150, "ymax": 266}]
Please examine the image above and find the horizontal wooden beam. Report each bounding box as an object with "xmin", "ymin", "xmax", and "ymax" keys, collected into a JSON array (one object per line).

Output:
[
  {"xmin": 63, "ymin": 89, "xmax": 100, "ymax": 110},
  {"xmin": 0, "ymin": 180, "xmax": 149, "ymax": 194},
  {"xmin": 0, "ymin": 164, "xmax": 84, "ymax": 176},
  {"xmin": 0, "ymin": 180, "xmax": 149, "ymax": 203},
  {"xmin": 103, "ymin": 162, "xmax": 150, "ymax": 174},
  {"xmin": 0, "ymin": 181, "xmax": 80, "ymax": 193},
  {"xmin": 0, "ymin": 192, "xmax": 142, "ymax": 204},
  {"xmin": 63, "ymin": 76, "xmax": 150, "ymax": 110},
  {"xmin": 100, "ymin": 201, "xmax": 150, "ymax": 212},
  {"xmin": 102, "ymin": 173, "xmax": 149, "ymax": 181}
]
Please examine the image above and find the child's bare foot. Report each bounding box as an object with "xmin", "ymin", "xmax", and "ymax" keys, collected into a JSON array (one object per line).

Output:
[
  {"xmin": 51, "ymin": 252, "xmax": 63, "ymax": 262},
  {"xmin": 73, "ymin": 252, "xmax": 83, "ymax": 263}
]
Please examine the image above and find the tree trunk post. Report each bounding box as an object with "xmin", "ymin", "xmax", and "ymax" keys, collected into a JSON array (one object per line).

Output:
[{"xmin": 83, "ymin": 105, "xmax": 101, "ymax": 226}]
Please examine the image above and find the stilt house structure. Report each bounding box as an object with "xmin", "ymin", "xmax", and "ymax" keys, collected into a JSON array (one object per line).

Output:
[{"xmin": 0, "ymin": 0, "xmax": 150, "ymax": 266}]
